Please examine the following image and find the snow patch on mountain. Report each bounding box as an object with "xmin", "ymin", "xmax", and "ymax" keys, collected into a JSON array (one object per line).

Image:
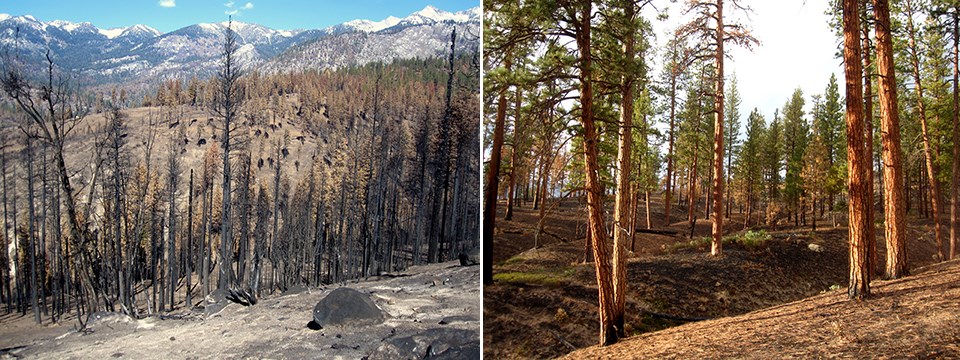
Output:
[
  {"xmin": 399, "ymin": 5, "xmax": 471, "ymax": 26},
  {"xmin": 100, "ymin": 27, "xmax": 126, "ymax": 39},
  {"xmin": 121, "ymin": 24, "xmax": 161, "ymax": 38},
  {"xmin": 0, "ymin": 6, "xmax": 479, "ymax": 86},
  {"xmin": 342, "ymin": 16, "xmax": 401, "ymax": 33}
]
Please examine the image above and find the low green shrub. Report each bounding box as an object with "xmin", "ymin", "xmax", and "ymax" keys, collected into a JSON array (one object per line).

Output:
[{"xmin": 739, "ymin": 229, "xmax": 771, "ymax": 249}]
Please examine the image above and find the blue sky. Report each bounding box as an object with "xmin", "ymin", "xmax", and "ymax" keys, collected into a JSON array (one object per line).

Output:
[{"xmin": 0, "ymin": 0, "xmax": 478, "ymax": 32}]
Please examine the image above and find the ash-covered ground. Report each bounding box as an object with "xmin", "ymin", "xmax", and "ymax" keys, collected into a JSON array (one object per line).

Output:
[{"xmin": 0, "ymin": 261, "xmax": 480, "ymax": 359}]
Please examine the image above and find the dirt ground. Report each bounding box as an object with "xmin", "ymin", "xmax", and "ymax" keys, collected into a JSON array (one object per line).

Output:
[
  {"xmin": 484, "ymin": 196, "xmax": 943, "ymax": 359},
  {"xmin": 564, "ymin": 259, "xmax": 960, "ymax": 359},
  {"xmin": 0, "ymin": 261, "xmax": 480, "ymax": 359}
]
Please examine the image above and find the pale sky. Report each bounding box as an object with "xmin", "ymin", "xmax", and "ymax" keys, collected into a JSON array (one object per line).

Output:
[{"xmin": 650, "ymin": 0, "xmax": 842, "ymax": 126}]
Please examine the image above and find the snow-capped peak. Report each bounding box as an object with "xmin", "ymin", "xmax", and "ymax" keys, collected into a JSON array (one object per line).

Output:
[
  {"xmin": 122, "ymin": 24, "xmax": 160, "ymax": 37},
  {"xmin": 0, "ymin": 14, "xmax": 11, "ymax": 22},
  {"xmin": 342, "ymin": 16, "xmax": 401, "ymax": 33},
  {"xmin": 49, "ymin": 19, "xmax": 97, "ymax": 33},
  {"xmin": 415, "ymin": 5, "xmax": 442, "ymax": 19},
  {"xmin": 99, "ymin": 27, "xmax": 126, "ymax": 39},
  {"xmin": 398, "ymin": 5, "xmax": 476, "ymax": 26},
  {"xmin": 98, "ymin": 25, "xmax": 160, "ymax": 39}
]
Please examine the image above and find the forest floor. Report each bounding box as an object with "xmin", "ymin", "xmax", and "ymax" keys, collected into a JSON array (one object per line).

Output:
[
  {"xmin": 563, "ymin": 259, "xmax": 960, "ymax": 359},
  {"xmin": 0, "ymin": 260, "xmax": 480, "ymax": 359},
  {"xmin": 484, "ymin": 195, "xmax": 944, "ymax": 359}
]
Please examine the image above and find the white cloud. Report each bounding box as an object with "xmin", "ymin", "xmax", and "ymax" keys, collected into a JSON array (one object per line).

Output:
[
  {"xmin": 224, "ymin": 1, "xmax": 235, "ymax": 7},
  {"xmin": 225, "ymin": 9, "xmax": 239, "ymax": 15},
  {"xmin": 242, "ymin": 2, "xmax": 253, "ymax": 9},
  {"xmin": 158, "ymin": 0, "xmax": 175, "ymax": 8}
]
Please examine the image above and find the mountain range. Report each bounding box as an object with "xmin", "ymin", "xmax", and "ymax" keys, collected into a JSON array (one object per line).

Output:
[{"xmin": 0, "ymin": 6, "xmax": 479, "ymax": 86}]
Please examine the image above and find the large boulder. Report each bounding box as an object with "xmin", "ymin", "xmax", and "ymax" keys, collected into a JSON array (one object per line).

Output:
[
  {"xmin": 204, "ymin": 288, "xmax": 231, "ymax": 316},
  {"xmin": 458, "ymin": 246, "xmax": 480, "ymax": 266},
  {"xmin": 312, "ymin": 287, "xmax": 386, "ymax": 328}
]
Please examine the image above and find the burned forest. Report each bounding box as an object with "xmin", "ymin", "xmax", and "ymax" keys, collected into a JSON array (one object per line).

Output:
[{"xmin": 0, "ymin": 18, "xmax": 481, "ymax": 333}]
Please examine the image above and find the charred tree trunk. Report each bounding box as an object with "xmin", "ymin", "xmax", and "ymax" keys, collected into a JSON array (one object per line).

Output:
[
  {"xmin": 186, "ymin": 170, "xmax": 194, "ymax": 307},
  {"xmin": 25, "ymin": 138, "xmax": 40, "ymax": 324},
  {"xmin": 482, "ymin": 52, "xmax": 508, "ymax": 283}
]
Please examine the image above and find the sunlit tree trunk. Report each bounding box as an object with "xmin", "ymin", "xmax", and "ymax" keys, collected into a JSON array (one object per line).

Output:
[
  {"xmin": 951, "ymin": 11, "xmax": 960, "ymax": 260},
  {"xmin": 611, "ymin": 1, "xmax": 636, "ymax": 338},
  {"xmin": 577, "ymin": 0, "xmax": 616, "ymax": 346},
  {"xmin": 873, "ymin": 0, "xmax": 907, "ymax": 278},
  {"xmin": 904, "ymin": 0, "xmax": 944, "ymax": 261},
  {"xmin": 710, "ymin": 0, "xmax": 726, "ymax": 256},
  {"xmin": 862, "ymin": 7, "xmax": 878, "ymax": 275},
  {"xmin": 844, "ymin": 0, "xmax": 871, "ymax": 299}
]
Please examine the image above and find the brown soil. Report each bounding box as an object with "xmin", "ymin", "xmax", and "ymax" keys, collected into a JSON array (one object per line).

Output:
[
  {"xmin": 0, "ymin": 261, "xmax": 480, "ymax": 359},
  {"xmin": 563, "ymin": 259, "xmax": 960, "ymax": 359},
  {"xmin": 484, "ymin": 196, "xmax": 943, "ymax": 359}
]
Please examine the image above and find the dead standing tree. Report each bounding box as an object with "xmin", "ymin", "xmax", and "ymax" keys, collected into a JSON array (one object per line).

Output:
[
  {"xmin": 2, "ymin": 47, "xmax": 106, "ymax": 326},
  {"xmin": 429, "ymin": 28, "xmax": 458, "ymax": 264},
  {"xmin": 211, "ymin": 19, "xmax": 245, "ymax": 291}
]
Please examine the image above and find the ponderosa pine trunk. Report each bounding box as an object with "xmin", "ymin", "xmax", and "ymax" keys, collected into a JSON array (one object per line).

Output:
[
  {"xmin": 577, "ymin": 0, "xmax": 617, "ymax": 346},
  {"xmin": 665, "ymin": 42, "xmax": 679, "ymax": 227},
  {"xmin": 710, "ymin": 0, "xmax": 726, "ymax": 256},
  {"xmin": 904, "ymin": 0, "xmax": 944, "ymax": 261},
  {"xmin": 862, "ymin": 10, "xmax": 878, "ymax": 275},
  {"xmin": 611, "ymin": 1, "xmax": 635, "ymax": 338},
  {"xmin": 482, "ymin": 56, "xmax": 509, "ymax": 284},
  {"xmin": 844, "ymin": 0, "xmax": 871, "ymax": 299},
  {"xmin": 505, "ymin": 88, "xmax": 521, "ymax": 221},
  {"xmin": 874, "ymin": 0, "xmax": 908, "ymax": 279},
  {"xmin": 951, "ymin": 11, "xmax": 960, "ymax": 260}
]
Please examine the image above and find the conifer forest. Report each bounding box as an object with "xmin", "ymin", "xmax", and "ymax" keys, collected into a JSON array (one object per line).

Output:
[{"xmin": 484, "ymin": 0, "xmax": 960, "ymax": 357}]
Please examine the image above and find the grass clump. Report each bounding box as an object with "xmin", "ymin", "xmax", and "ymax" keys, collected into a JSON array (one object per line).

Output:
[
  {"xmin": 668, "ymin": 230, "xmax": 771, "ymax": 252},
  {"xmin": 493, "ymin": 270, "xmax": 571, "ymax": 286},
  {"xmin": 738, "ymin": 230, "xmax": 771, "ymax": 249},
  {"xmin": 667, "ymin": 237, "xmax": 711, "ymax": 252}
]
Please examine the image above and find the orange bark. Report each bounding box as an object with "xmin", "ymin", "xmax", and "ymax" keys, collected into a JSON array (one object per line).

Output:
[{"xmin": 843, "ymin": 0, "xmax": 871, "ymax": 299}]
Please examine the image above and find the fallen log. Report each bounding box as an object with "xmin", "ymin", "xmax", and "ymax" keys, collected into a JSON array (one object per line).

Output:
[{"xmin": 634, "ymin": 228, "xmax": 681, "ymax": 236}]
